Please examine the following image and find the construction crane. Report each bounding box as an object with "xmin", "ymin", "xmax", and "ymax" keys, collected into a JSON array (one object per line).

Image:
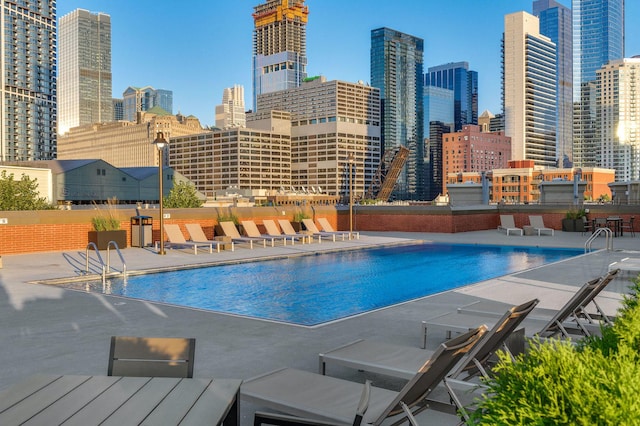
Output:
[{"xmin": 365, "ymin": 146, "xmax": 410, "ymax": 201}]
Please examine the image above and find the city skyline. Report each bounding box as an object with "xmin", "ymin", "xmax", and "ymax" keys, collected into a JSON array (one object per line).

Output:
[{"xmin": 57, "ymin": 0, "xmax": 640, "ymax": 128}]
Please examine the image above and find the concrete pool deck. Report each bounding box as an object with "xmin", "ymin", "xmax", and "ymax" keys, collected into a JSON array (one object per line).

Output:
[{"xmin": 1, "ymin": 230, "xmax": 639, "ymax": 425}]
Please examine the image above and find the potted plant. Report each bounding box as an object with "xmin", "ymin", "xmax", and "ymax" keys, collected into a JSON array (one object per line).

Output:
[
  {"xmin": 88, "ymin": 198, "xmax": 127, "ymax": 249},
  {"xmin": 562, "ymin": 208, "xmax": 587, "ymax": 232},
  {"xmin": 292, "ymin": 212, "xmax": 310, "ymax": 232}
]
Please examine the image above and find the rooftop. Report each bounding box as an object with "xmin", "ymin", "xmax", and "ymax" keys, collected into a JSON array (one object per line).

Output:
[{"xmin": 1, "ymin": 230, "xmax": 638, "ymax": 424}]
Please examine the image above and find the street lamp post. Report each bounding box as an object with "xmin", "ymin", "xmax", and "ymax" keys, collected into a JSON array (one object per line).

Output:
[
  {"xmin": 153, "ymin": 131, "xmax": 168, "ymax": 255},
  {"xmin": 348, "ymin": 152, "xmax": 354, "ymax": 240}
]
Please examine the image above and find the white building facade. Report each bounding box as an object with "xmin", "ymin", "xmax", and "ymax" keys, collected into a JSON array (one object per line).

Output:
[{"xmin": 215, "ymin": 85, "xmax": 246, "ymax": 129}]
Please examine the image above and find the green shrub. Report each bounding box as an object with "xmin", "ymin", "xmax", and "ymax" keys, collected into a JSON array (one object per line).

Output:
[
  {"xmin": 293, "ymin": 212, "xmax": 310, "ymax": 222},
  {"xmin": 471, "ymin": 279, "xmax": 640, "ymax": 424},
  {"xmin": 91, "ymin": 198, "xmax": 121, "ymax": 231},
  {"xmin": 217, "ymin": 213, "xmax": 239, "ymax": 225}
]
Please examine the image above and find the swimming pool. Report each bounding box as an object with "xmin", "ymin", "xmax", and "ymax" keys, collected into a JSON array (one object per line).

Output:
[{"xmin": 67, "ymin": 243, "xmax": 583, "ymax": 326}]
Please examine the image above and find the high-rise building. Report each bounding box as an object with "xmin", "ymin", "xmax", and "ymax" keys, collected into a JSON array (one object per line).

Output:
[
  {"xmin": 113, "ymin": 99, "xmax": 124, "ymax": 121},
  {"xmin": 533, "ymin": 0, "xmax": 573, "ymax": 167},
  {"xmin": 0, "ymin": 0, "xmax": 56, "ymax": 161},
  {"xmin": 122, "ymin": 86, "xmax": 173, "ymax": 122},
  {"xmin": 423, "ymin": 86, "xmax": 454, "ymax": 201},
  {"xmin": 256, "ymin": 77, "xmax": 381, "ymax": 198},
  {"xmin": 573, "ymin": 0, "xmax": 625, "ymax": 167},
  {"xmin": 252, "ymin": 0, "xmax": 308, "ymax": 110},
  {"xmin": 58, "ymin": 9, "xmax": 112, "ymax": 136},
  {"xmin": 424, "ymin": 62, "xmax": 478, "ymax": 131},
  {"xmin": 371, "ymin": 27, "xmax": 424, "ymax": 199},
  {"xmin": 215, "ymin": 85, "xmax": 246, "ymax": 129},
  {"xmin": 596, "ymin": 57, "xmax": 640, "ymax": 181},
  {"xmin": 503, "ymin": 12, "xmax": 557, "ymax": 168}
]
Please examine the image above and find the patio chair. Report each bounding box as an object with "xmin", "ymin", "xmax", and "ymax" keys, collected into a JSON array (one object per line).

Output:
[
  {"xmin": 242, "ymin": 326, "xmax": 487, "ymax": 426},
  {"xmin": 163, "ymin": 224, "xmax": 213, "ymax": 254},
  {"xmin": 621, "ymin": 216, "xmax": 635, "ymax": 237},
  {"xmin": 301, "ymin": 218, "xmax": 341, "ymax": 242},
  {"xmin": 497, "ymin": 215, "xmax": 523, "ymax": 236},
  {"xmin": 241, "ymin": 220, "xmax": 288, "ymax": 247},
  {"xmin": 185, "ymin": 223, "xmax": 233, "ymax": 252},
  {"xmin": 277, "ymin": 219, "xmax": 313, "ymax": 244},
  {"xmin": 108, "ymin": 336, "xmax": 196, "ymax": 378},
  {"xmin": 528, "ymin": 215, "xmax": 554, "ymax": 236},
  {"xmin": 317, "ymin": 217, "xmax": 359, "ymax": 240},
  {"xmin": 319, "ymin": 299, "xmax": 538, "ymax": 382},
  {"xmin": 263, "ymin": 219, "xmax": 307, "ymax": 245},
  {"xmin": 581, "ymin": 216, "xmax": 593, "ymax": 236},
  {"xmin": 218, "ymin": 221, "xmax": 265, "ymax": 249}
]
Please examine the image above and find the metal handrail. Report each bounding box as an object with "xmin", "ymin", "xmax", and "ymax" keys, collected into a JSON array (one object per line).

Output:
[
  {"xmin": 106, "ymin": 241, "xmax": 127, "ymax": 280},
  {"xmin": 85, "ymin": 242, "xmax": 107, "ymax": 285},
  {"xmin": 584, "ymin": 227, "xmax": 613, "ymax": 253}
]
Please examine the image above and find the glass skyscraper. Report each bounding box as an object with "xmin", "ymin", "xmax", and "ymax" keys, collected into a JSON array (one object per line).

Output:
[
  {"xmin": 371, "ymin": 27, "xmax": 424, "ymax": 199},
  {"xmin": 1, "ymin": 0, "xmax": 57, "ymax": 161},
  {"xmin": 58, "ymin": 9, "xmax": 112, "ymax": 135},
  {"xmin": 573, "ymin": 0, "xmax": 624, "ymax": 167},
  {"xmin": 252, "ymin": 0, "xmax": 308, "ymax": 111},
  {"xmin": 122, "ymin": 86, "xmax": 173, "ymax": 122},
  {"xmin": 424, "ymin": 62, "xmax": 478, "ymax": 132},
  {"xmin": 533, "ymin": 0, "xmax": 573, "ymax": 167}
]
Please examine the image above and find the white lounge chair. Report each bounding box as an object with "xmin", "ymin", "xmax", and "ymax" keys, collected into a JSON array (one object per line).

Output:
[
  {"xmin": 317, "ymin": 217, "xmax": 358, "ymax": 240},
  {"xmin": 277, "ymin": 219, "xmax": 313, "ymax": 244},
  {"xmin": 263, "ymin": 219, "xmax": 306, "ymax": 245},
  {"xmin": 498, "ymin": 215, "xmax": 523, "ymax": 236},
  {"xmin": 218, "ymin": 221, "xmax": 266, "ymax": 249},
  {"xmin": 163, "ymin": 224, "xmax": 213, "ymax": 254},
  {"xmin": 241, "ymin": 220, "xmax": 288, "ymax": 247},
  {"xmin": 185, "ymin": 223, "xmax": 233, "ymax": 252},
  {"xmin": 301, "ymin": 219, "xmax": 342, "ymax": 242},
  {"xmin": 529, "ymin": 215, "xmax": 554, "ymax": 236}
]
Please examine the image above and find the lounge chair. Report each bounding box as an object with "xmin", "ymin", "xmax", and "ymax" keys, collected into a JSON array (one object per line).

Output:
[
  {"xmin": 218, "ymin": 221, "xmax": 266, "ymax": 249},
  {"xmin": 317, "ymin": 217, "xmax": 358, "ymax": 240},
  {"xmin": 497, "ymin": 215, "xmax": 523, "ymax": 236},
  {"xmin": 319, "ymin": 299, "xmax": 538, "ymax": 382},
  {"xmin": 163, "ymin": 224, "xmax": 213, "ymax": 254},
  {"xmin": 242, "ymin": 220, "xmax": 288, "ymax": 247},
  {"xmin": 185, "ymin": 223, "xmax": 233, "ymax": 252},
  {"xmin": 108, "ymin": 336, "xmax": 196, "ymax": 378},
  {"xmin": 241, "ymin": 326, "xmax": 487, "ymax": 426},
  {"xmin": 528, "ymin": 215, "xmax": 554, "ymax": 236},
  {"xmin": 264, "ymin": 219, "xmax": 307, "ymax": 245},
  {"xmin": 301, "ymin": 218, "xmax": 343, "ymax": 242},
  {"xmin": 277, "ymin": 219, "xmax": 313, "ymax": 244},
  {"xmin": 420, "ymin": 271, "xmax": 619, "ymax": 346}
]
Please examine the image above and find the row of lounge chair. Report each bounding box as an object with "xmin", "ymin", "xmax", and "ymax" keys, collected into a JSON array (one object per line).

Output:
[
  {"xmin": 498, "ymin": 214, "xmax": 554, "ymax": 236},
  {"xmin": 241, "ymin": 269, "xmax": 620, "ymax": 424},
  {"xmin": 161, "ymin": 218, "xmax": 357, "ymax": 253}
]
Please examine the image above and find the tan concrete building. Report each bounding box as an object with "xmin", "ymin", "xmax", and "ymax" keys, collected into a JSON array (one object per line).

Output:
[
  {"xmin": 256, "ymin": 76, "xmax": 381, "ymax": 199},
  {"xmin": 57, "ymin": 109, "xmax": 204, "ymax": 168}
]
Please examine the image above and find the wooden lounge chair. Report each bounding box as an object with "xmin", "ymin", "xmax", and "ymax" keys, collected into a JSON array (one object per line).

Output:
[
  {"xmin": 241, "ymin": 220, "xmax": 287, "ymax": 247},
  {"xmin": 317, "ymin": 217, "xmax": 358, "ymax": 240},
  {"xmin": 218, "ymin": 221, "xmax": 265, "ymax": 249},
  {"xmin": 108, "ymin": 336, "xmax": 196, "ymax": 378},
  {"xmin": 497, "ymin": 215, "xmax": 523, "ymax": 236},
  {"xmin": 277, "ymin": 219, "xmax": 313, "ymax": 244},
  {"xmin": 319, "ymin": 299, "xmax": 538, "ymax": 382},
  {"xmin": 263, "ymin": 219, "xmax": 307, "ymax": 245},
  {"xmin": 528, "ymin": 215, "xmax": 554, "ymax": 236},
  {"xmin": 241, "ymin": 326, "xmax": 487, "ymax": 426},
  {"xmin": 163, "ymin": 224, "xmax": 213, "ymax": 254},
  {"xmin": 185, "ymin": 223, "xmax": 233, "ymax": 252}
]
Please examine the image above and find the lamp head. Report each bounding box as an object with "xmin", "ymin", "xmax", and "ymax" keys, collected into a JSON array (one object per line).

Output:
[{"xmin": 153, "ymin": 131, "xmax": 168, "ymax": 150}]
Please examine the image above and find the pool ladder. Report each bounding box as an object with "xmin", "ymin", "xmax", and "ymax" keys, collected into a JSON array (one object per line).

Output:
[
  {"xmin": 85, "ymin": 241, "xmax": 127, "ymax": 285},
  {"xmin": 584, "ymin": 227, "xmax": 613, "ymax": 253}
]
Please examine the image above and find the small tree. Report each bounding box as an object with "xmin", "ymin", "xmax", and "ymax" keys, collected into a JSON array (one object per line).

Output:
[
  {"xmin": 163, "ymin": 180, "xmax": 203, "ymax": 208},
  {"xmin": 0, "ymin": 170, "xmax": 55, "ymax": 210}
]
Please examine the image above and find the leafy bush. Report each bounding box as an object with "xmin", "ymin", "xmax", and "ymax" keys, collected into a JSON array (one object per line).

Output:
[
  {"xmin": 91, "ymin": 198, "xmax": 121, "ymax": 231},
  {"xmin": 0, "ymin": 170, "xmax": 55, "ymax": 210},
  {"xmin": 163, "ymin": 180, "xmax": 203, "ymax": 208},
  {"xmin": 565, "ymin": 207, "xmax": 586, "ymax": 220},
  {"xmin": 471, "ymin": 277, "xmax": 640, "ymax": 424},
  {"xmin": 293, "ymin": 212, "xmax": 310, "ymax": 222}
]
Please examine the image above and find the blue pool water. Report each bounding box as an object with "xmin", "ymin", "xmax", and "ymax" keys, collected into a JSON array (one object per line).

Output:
[{"xmin": 71, "ymin": 243, "xmax": 583, "ymax": 326}]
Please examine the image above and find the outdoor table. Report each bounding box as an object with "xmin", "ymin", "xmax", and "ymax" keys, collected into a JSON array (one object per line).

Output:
[{"xmin": 0, "ymin": 374, "xmax": 241, "ymax": 426}]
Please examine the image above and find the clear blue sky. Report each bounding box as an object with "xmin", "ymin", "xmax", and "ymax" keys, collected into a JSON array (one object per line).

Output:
[{"xmin": 58, "ymin": 0, "xmax": 639, "ymax": 127}]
